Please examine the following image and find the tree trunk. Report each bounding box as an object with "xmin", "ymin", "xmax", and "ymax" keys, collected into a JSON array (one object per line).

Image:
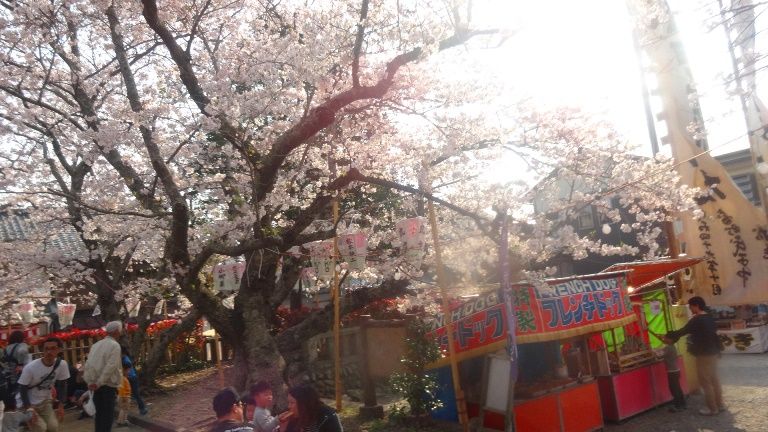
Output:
[
  {"xmin": 231, "ymin": 280, "xmax": 290, "ymax": 407},
  {"xmin": 139, "ymin": 308, "xmax": 202, "ymax": 386}
]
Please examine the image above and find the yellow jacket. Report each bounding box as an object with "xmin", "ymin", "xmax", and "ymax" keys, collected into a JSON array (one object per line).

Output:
[{"xmin": 118, "ymin": 376, "xmax": 131, "ymax": 398}]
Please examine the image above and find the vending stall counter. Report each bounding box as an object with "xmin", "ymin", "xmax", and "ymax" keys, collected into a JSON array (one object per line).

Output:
[
  {"xmin": 427, "ymin": 272, "xmax": 638, "ymax": 432},
  {"xmin": 597, "ymin": 357, "xmax": 688, "ymax": 421}
]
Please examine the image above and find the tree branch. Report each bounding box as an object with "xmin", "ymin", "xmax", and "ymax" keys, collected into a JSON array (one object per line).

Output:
[
  {"xmin": 275, "ymin": 278, "xmax": 408, "ymax": 354},
  {"xmin": 107, "ymin": 5, "xmax": 184, "ymax": 206},
  {"xmin": 354, "ymin": 171, "xmax": 492, "ymax": 234},
  {"xmin": 351, "ymin": 0, "xmax": 370, "ymax": 87}
]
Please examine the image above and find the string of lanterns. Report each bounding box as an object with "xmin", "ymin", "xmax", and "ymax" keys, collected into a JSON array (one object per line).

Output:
[{"xmin": 212, "ymin": 217, "xmax": 428, "ymax": 291}]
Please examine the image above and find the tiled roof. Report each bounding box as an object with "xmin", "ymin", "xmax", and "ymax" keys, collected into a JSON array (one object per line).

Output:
[
  {"xmin": 0, "ymin": 208, "xmax": 85, "ymax": 257},
  {"xmin": 0, "ymin": 208, "xmax": 35, "ymax": 241}
]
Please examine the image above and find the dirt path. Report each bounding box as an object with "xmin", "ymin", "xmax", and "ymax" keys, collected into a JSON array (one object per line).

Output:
[{"xmin": 141, "ymin": 365, "xmax": 234, "ymax": 431}]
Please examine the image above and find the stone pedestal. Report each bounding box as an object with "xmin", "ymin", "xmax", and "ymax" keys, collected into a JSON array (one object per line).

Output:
[{"xmin": 358, "ymin": 404, "xmax": 384, "ymax": 420}]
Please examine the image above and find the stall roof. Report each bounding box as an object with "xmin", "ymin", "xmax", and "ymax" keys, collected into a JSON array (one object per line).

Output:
[{"xmin": 601, "ymin": 257, "xmax": 702, "ymax": 291}]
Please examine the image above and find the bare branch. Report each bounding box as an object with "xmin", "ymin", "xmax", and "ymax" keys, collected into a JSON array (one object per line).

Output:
[{"xmin": 187, "ymin": 0, "xmax": 213, "ymax": 55}]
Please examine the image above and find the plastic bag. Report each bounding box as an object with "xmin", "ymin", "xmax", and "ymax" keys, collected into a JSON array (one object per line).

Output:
[{"xmin": 83, "ymin": 391, "xmax": 96, "ymax": 417}]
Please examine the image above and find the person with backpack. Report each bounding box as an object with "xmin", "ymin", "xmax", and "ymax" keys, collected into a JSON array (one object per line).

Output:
[
  {"xmin": 17, "ymin": 337, "xmax": 70, "ymax": 432},
  {"xmin": 2, "ymin": 330, "xmax": 32, "ymax": 406}
]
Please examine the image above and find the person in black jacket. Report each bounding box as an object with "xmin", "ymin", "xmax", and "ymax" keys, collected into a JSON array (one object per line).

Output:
[
  {"xmin": 209, "ymin": 387, "xmax": 253, "ymax": 432},
  {"xmin": 665, "ymin": 296, "xmax": 724, "ymax": 416},
  {"xmin": 283, "ymin": 385, "xmax": 342, "ymax": 432}
]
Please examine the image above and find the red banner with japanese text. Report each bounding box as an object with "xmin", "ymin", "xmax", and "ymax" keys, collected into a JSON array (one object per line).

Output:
[{"xmin": 428, "ymin": 272, "xmax": 636, "ymax": 358}]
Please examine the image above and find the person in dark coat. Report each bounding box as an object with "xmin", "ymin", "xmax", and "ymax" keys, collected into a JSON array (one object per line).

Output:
[
  {"xmin": 283, "ymin": 385, "xmax": 342, "ymax": 432},
  {"xmin": 666, "ymin": 296, "xmax": 724, "ymax": 416},
  {"xmin": 209, "ymin": 387, "xmax": 253, "ymax": 432}
]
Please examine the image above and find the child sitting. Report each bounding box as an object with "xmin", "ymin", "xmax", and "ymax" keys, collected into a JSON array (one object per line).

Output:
[{"xmin": 248, "ymin": 381, "xmax": 291, "ymax": 432}]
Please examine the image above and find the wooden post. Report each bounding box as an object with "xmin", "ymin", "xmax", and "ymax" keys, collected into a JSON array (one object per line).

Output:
[
  {"xmin": 332, "ymin": 198, "xmax": 343, "ymax": 411},
  {"xmin": 663, "ymin": 220, "xmax": 684, "ymax": 302},
  {"xmin": 427, "ymin": 200, "xmax": 469, "ymax": 432},
  {"xmin": 215, "ymin": 331, "xmax": 224, "ymax": 387},
  {"xmin": 357, "ymin": 315, "xmax": 384, "ymax": 419}
]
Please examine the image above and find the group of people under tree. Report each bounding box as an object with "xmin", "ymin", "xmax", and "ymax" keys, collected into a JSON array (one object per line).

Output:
[
  {"xmin": 210, "ymin": 383, "xmax": 342, "ymax": 432},
  {"xmin": 0, "ymin": 320, "xmax": 148, "ymax": 432},
  {"xmin": 0, "ymin": 295, "xmax": 723, "ymax": 432}
]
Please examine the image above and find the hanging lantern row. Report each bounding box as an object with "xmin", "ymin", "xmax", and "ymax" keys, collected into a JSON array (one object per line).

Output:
[
  {"xmin": 210, "ymin": 217, "xmax": 428, "ymax": 289},
  {"xmin": 304, "ymin": 231, "xmax": 368, "ymax": 281}
]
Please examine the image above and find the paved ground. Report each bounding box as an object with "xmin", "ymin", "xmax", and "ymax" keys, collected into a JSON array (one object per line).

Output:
[
  {"xmin": 59, "ymin": 408, "xmax": 146, "ymax": 432},
  {"xmin": 605, "ymin": 352, "xmax": 768, "ymax": 432},
  {"xmin": 60, "ymin": 352, "xmax": 765, "ymax": 432}
]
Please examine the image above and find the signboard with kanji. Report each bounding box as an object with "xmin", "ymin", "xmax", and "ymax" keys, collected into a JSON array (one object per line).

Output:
[
  {"xmin": 213, "ymin": 261, "xmax": 246, "ymax": 292},
  {"xmin": 428, "ymin": 272, "xmax": 636, "ymax": 355}
]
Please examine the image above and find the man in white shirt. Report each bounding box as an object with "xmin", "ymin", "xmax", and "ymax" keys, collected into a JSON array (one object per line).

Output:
[
  {"xmin": 83, "ymin": 321, "xmax": 123, "ymax": 432},
  {"xmin": 17, "ymin": 336, "xmax": 70, "ymax": 432}
]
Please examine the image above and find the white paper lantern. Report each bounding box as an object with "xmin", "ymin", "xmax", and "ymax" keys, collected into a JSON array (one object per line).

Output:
[
  {"xmin": 396, "ymin": 217, "xmax": 427, "ymax": 268},
  {"xmin": 337, "ymin": 232, "xmax": 368, "ymax": 271},
  {"xmin": 58, "ymin": 303, "xmax": 76, "ymax": 327},
  {"xmin": 757, "ymin": 161, "xmax": 768, "ymax": 176},
  {"xmin": 306, "ymin": 241, "xmax": 335, "ymax": 281},
  {"xmin": 213, "ymin": 261, "xmax": 247, "ymax": 291},
  {"xmin": 16, "ymin": 302, "xmax": 34, "ymax": 324},
  {"xmin": 153, "ymin": 300, "xmax": 166, "ymax": 316},
  {"xmin": 300, "ymin": 267, "xmax": 316, "ymax": 289},
  {"xmin": 125, "ymin": 297, "xmax": 141, "ymax": 318}
]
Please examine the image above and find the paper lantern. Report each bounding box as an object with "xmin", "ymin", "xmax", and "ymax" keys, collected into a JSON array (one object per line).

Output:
[
  {"xmin": 16, "ymin": 302, "xmax": 34, "ymax": 324},
  {"xmin": 396, "ymin": 217, "xmax": 427, "ymax": 268},
  {"xmin": 300, "ymin": 267, "xmax": 316, "ymax": 289},
  {"xmin": 213, "ymin": 261, "xmax": 247, "ymax": 291},
  {"xmin": 58, "ymin": 303, "xmax": 76, "ymax": 327},
  {"xmin": 125, "ymin": 297, "xmax": 141, "ymax": 318},
  {"xmin": 306, "ymin": 241, "xmax": 335, "ymax": 281},
  {"xmin": 337, "ymin": 232, "xmax": 368, "ymax": 271},
  {"xmin": 153, "ymin": 300, "xmax": 165, "ymax": 316}
]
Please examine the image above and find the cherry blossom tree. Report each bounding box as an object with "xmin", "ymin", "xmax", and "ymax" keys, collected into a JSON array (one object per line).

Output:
[{"xmin": 0, "ymin": 0, "xmax": 696, "ymax": 395}]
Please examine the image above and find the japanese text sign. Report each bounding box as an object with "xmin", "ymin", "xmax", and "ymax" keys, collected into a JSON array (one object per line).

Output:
[
  {"xmin": 428, "ymin": 273, "xmax": 635, "ymax": 354},
  {"xmin": 213, "ymin": 261, "xmax": 247, "ymax": 291}
]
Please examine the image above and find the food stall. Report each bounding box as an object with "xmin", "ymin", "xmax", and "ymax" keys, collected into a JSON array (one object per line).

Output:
[
  {"xmin": 711, "ymin": 305, "xmax": 768, "ymax": 353},
  {"xmin": 596, "ymin": 257, "xmax": 702, "ymax": 421},
  {"xmin": 426, "ymin": 271, "xmax": 637, "ymax": 432}
]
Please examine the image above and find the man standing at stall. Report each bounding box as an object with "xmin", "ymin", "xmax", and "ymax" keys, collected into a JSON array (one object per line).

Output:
[
  {"xmin": 84, "ymin": 321, "xmax": 124, "ymax": 432},
  {"xmin": 666, "ymin": 296, "xmax": 724, "ymax": 416}
]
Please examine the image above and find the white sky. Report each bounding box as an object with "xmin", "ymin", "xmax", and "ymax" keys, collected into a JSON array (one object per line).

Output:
[{"xmin": 470, "ymin": 0, "xmax": 755, "ymax": 185}]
